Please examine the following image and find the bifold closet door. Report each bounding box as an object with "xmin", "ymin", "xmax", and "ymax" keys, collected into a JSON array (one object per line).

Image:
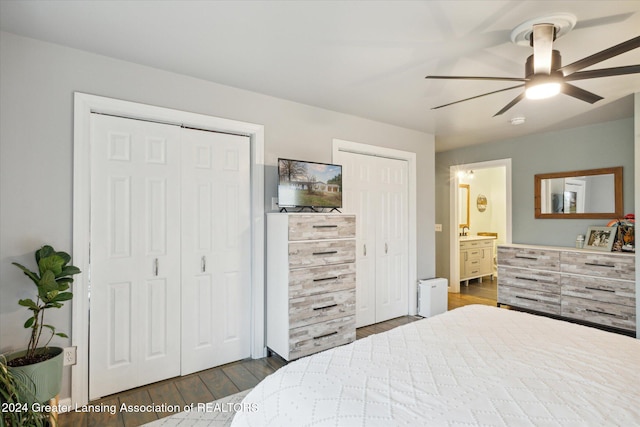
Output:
[
  {"xmin": 335, "ymin": 150, "xmax": 409, "ymax": 328},
  {"xmin": 89, "ymin": 114, "xmax": 182, "ymax": 399},
  {"xmin": 180, "ymin": 128, "xmax": 251, "ymax": 375}
]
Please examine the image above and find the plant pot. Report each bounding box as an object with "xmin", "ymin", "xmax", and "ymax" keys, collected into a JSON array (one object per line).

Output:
[{"xmin": 5, "ymin": 347, "xmax": 63, "ymax": 403}]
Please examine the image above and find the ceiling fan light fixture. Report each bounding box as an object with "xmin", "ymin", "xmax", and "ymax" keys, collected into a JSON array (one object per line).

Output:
[{"xmin": 525, "ymin": 81, "xmax": 561, "ymax": 99}]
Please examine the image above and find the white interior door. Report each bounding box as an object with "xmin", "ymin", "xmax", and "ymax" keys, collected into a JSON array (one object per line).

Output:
[
  {"xmin": 180, "ymin": 128, "xmax": 251, "ymax": 375},
  {"xmin": 89, "ymin": 114, "xmax": 181, "ymax": 399},
  {"xmin": 375, "ymin": 157, "xmax": 409, "ymax": 322},
  {"xmin": 334, "ymin": 151, "xmax": 409, "ymax": 327}
]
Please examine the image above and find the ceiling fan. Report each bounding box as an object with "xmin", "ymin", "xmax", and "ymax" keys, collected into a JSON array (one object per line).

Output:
[{"xmin": 425, "ymin": 15, "xmax": 640, "ymax": 117}]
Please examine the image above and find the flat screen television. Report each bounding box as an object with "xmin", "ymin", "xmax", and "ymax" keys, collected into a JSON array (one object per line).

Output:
[{"xmin": 278, "ymin": 158, "xmax": 342, "ymax": 209}]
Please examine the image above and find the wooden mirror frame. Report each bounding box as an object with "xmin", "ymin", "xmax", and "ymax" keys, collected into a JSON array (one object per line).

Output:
[
  {"xmin": 534, "ymin": 166, "xmax": 623, "ymax": 219},
  {"xmin": 459, "ymin": 184, "xmax": 470, "ymax": 228}
]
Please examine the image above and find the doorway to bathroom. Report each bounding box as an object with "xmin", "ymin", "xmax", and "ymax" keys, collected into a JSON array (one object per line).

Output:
[{"xmin": 449, "ymin": 159, "xmax": 512, "ymax": 294}]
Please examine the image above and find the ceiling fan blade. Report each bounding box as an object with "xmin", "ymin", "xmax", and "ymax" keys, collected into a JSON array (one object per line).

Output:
[
  {"xmin": 564, "ymin": 65, "xmax": 640, "ymax": 81},
  {"xmin": 431, "ymin": 84, "xmax": 524, "ymax": 110},
  {"xmin": 493, "ymin": 92, "xmax": 525, "ymax": 116},
  {"xmin": 559, "ymin": 35, "xmax": 640, "ymax": 76},
  {"xmin": 425, "ymin": 75, "xmax": 526, "ymax": 82},
  {"xmin": 532, "ymin": 23, "xmax": 555, "ymax": 74},
  {"xmin": 561, "ymin": 83, "xmax": 603, "ymax": 104}
]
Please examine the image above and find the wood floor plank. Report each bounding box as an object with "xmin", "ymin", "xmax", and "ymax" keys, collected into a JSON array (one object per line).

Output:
[
  {"xmin": 175, "ymin": 375, "xmax": 215, "ymax": 406},
  {"xmin": 117, "ymin": 388, "xmax": 158, "ymax": 426},
  {"xmin": 242, "ymin": 359, "xmax": 275, "ymax": 382},
  {"xmin": 146, "ymin": 382, "xmax": 186, "ymax": 418},
  {"xmin": 198, "ymin": 368, "xmax": 240, "ymax": 400},
  {"xmin": 222, "ymin": 364, "xmax": 261, "ymax": 391},
  {"xmin": 263, "ymin": 354, "xmax": 287, "ymax": 371},
  {"xmin": 85, "ymin": 396, "xmax": 124, "ymax": 427},
  {"xmin": 58, "ymin": 409, "xmax": 86, "ymax": 427}
]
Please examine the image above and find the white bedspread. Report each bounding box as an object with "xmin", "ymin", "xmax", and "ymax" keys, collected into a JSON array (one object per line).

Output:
[{"xmin": 233, "ymin": 305, "xmax": 640, "ymax": 426}]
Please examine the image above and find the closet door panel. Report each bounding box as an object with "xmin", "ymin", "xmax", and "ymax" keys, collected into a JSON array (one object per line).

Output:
[
  {"xmin": 181, "ymin": 129, "xmax": 251, "ymax": 375},
  {"xmin": 89, "ymin": 114, "xmax": 181, "ymax": 399}
]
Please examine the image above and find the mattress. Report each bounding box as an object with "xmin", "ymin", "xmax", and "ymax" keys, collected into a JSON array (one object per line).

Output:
[{"xmin": 232, "ymin": 305, "xmax": 640, "ymax": 426}]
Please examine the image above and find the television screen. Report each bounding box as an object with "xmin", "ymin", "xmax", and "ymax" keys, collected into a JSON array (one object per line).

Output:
[{"xmin": 278, "ymin": 158, "xmax": 342, "ymax": 208}]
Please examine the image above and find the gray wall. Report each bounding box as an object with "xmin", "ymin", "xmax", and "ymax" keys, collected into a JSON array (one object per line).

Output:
[
  {"xmin": 435, "ymin": 118, "xmax": 635, "ymax": 280},
  {"xmin": 0, "ymin": 32, "xmax": 435, "ymax": 399}
]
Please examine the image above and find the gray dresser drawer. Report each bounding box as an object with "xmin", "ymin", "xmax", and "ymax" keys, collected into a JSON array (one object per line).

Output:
[
  {"xmin": 460, "ymin": 239, "xmax": 493, "ymax": 250},
  {"xmin": 289, "ymin": 262, "xmax": 355, "ymax": 298},
  {"xmin": 498, "ymin": 246, "xmax": 560, "ymax": 271},
  {"xmin": 288, "ymin": 215, "xmax": 356, "ymax": 241},
  {"xmin": 498, "ymin": 285, "xmax": 561, "ymax": 315},
  {"xmin": 498, "ymin": 266, "xmax": 560, "ymax": 294},
  {"xmin": 561, "ymin": 296, "xmax": 636, "ymax": 332},
  {"xmin": 561, "ymin": 251, "xmax": 635, "ymax": 281},
  {"xmin": 561, "ymin": 275, "xmax": 635, "ymax": 308},
  {"xmin": 289, "ymin": 289, "xmax": 355, "ymax": 329},
  {"xmin": 289, "ymin": 315, "xmax": 356, "ymax": 360},
  {"xmin": 289, "ymin": 239, "xmax": 355, "ymax": 268}
]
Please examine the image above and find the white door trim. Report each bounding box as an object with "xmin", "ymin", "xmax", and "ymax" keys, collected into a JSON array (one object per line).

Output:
[
  {"xmin": 72, "ymin": 92, "xmax": 265, "ymax": 406},
  {"xmin": 332, "ymin": 138, "xmax": 418, "ymax": 316},
  {"xmin": 449, "ymin": 158, "xmax": 512, "ymax": 293}
]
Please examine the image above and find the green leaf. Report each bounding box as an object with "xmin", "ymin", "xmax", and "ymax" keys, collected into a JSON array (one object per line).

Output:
[
  {"xmin": 38, "ymin": 270, "xmax": 58, "ymax": 294},
  {"xmin": 55, "ymin": 333, "xmax": 68, "ymax": 338},
  {"xmin": 12, "ymin": 262, "xmax": 40, "ymax": 285},
  {"xmin": 36, "ymin": 245, "xmax": 55, "ymax": 262},
  {"xmin": 51, "ymin": 292, "xmax": 73, "ymax": 302},
  {"xmin": 39, "ymin": 254, "xmax": 65, "ymax": 276},
  {"xmin": 24, "ymin": 317, "xmax": 35, "ymax": 328},
  {"xmin": 18, "ymin": 299, "xmax": 38, "ymax": 310},
  {"xmin": 42, "ymin": 324, "xmax": 55, "ymax": 332},
  {"xmin": 56, "ymin": 251, "xmax": 71, "ymax": 265},
  {"xmin": 59, "ymin": 265, "xmax": 81, "ymax": 278}
]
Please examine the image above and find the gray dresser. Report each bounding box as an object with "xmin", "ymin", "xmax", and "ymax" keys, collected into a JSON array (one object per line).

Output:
[
  {"xmin": 498, "ymin": 244, "xmax": 636, "ymax": 332},
  {"xmin": 266, "ymin": 213, "xmax": 356, "ymax": 361}
]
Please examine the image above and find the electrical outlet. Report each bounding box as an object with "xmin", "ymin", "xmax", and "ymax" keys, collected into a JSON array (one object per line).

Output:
[
  {"xmin": 435, "ymin": 224, "xmax": 442, "ymax": 232},
  {"xmin": 271, "ymin": 197, "xmax": 279, "ymax": 211},
  {"xmin": 63, "ymin": 346, "xmax": 76, "ymax": 366}
]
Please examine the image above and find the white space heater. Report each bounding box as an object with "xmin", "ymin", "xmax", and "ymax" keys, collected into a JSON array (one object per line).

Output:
[{"xmin": 418, "ymin": 278, "xmax": 448, "ymax": 318}]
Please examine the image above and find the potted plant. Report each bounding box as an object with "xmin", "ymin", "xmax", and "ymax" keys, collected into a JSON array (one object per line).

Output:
[
  {"xmin": 0, "ymin": 355, "xmax": 48, "ymax": 427},
  {"xmin": 4, "ymin": 245, "xmax": 80, "ymax": 404}
]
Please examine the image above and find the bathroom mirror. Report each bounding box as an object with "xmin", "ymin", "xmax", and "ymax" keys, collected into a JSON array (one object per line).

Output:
[
  {"xmin": 459, "ymin": 184, "xmax": 470, "ymax": 228},
  {"xmin": 534, "ymin": 166, "xmax": 623, "ymax": 219}
]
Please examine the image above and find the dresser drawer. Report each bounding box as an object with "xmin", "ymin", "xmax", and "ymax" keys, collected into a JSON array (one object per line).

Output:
[
  {"xmin": 561, "ymin": 296, "xmax": 636, "ymax": 332},
  {"xmin": 498, "ymin": 285, "xmax": 561, "ymax": 314},
  {"xmin": 288, "ymin": 215, "xmax": 355, "ymax": 241},
  {"xmin": 498, "ymin": 266, "xmax": 560, "ymax": 294},
  {"xmin": 289, "ymin": 262, "xmax": 355, "ymax": 298},
  {"xmin": 289, "ymin": 239, "xmax": 355, "ymax": 268},
  {"xmin": 498, "ymin": 246, "xmax": 560, "ymax": 271},
  {"xmin": 561, "ymin": 275, "xmax": 635, "ymax": 308},
  {"xmin": 289, "ymin": 289, "xmax": 355, "ymax": 329},
  {"xmin": 289, "ymin": 315, "xmax": 356, "ymax": 360},
  {"xmin": 560, "ymin": 251, "xmax": 635, "ymax": 281},
  {"xmin": 460, "ymin": 239, "xmax": 493, "ymax": 250}
]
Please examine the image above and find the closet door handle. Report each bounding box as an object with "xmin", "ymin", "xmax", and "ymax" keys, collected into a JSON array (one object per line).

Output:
[
  {"xmin": 363, "ymin": 244, "xmax": 366, "ymax": 256},
  {"xmin": 154, "ymin": 258, "xmax": 159, "ymax": 276},
  {"xmin": 385, "ymin": 243, "xmax": 388, "ymax": 254},
  {"xmin": 201, "ymin": 256, "xmax": 206, "ymax": 273}
]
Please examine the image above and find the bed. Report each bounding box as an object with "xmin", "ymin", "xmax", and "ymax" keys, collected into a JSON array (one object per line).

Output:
[{"xmin": 232, "ymin": 305, "xmax": 640, "ymax": 426}]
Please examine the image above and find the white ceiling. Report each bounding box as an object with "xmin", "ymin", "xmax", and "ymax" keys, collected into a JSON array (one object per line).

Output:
[{"xmin": 1, "ymin": 1, "xmax": 639, "ymax": 151}]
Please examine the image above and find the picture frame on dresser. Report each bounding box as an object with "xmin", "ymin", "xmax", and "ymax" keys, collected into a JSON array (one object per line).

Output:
[{"xmin": 585, "ymin": 226, "xmax": 617, "ymax": 251}]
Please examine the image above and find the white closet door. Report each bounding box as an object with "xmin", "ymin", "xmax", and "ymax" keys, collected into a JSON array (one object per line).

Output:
[
  {"xmin": 338, "ymin": 152, "xmax": 377, "ymax": 327},
  {"xmin": 180, "ymin": 128, "xmax": 251, "ymax": 375},
  {"xmin": 89, "ymin": 114, "xmax": 181, "ymax": 399},
  {"xmin": 374, "ymin": 157, "xmax": 409, "ymax": 323},
  {"xmin": 334, "ymin": 151, "xmax": 409, "ymax": 327}
]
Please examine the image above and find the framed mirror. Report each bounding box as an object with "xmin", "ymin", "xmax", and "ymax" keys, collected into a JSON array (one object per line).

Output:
[
  {"xmin": 459, "ymin": 184, "xmax": 470, "ymax": 228},
  {"xmin": 534, "ymin": 167, "xmax": 623, "ymax": 219}
]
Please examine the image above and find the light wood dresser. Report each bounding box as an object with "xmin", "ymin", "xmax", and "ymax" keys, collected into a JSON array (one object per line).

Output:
[
  {"xmin": 460, "ymin": 236, "xmax": 495, "ymax": 285},
  {"xmin": 266, "ymin": 213, "xmax": 356, "ymax": 361},
  {"xmin": 498, "ymin": 243, "xmax": 636, "ymax": 332}
]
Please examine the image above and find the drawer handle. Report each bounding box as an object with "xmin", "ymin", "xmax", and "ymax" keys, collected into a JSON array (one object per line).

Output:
[
  {"xmin": 313, "ymin": 276, "xmax": 339, "ymax": 282},
  {"xmin": 515, "ymin": 255, "xmax": 538, "ymax": 260},
  {"xmin": 313, "ymin": 304, "xmax": 337, "ymax": 311},
  {"xmin": 585, "ymin": 286, "xmax": 615, "ymax": 293},
  {"xmin": 586, "ymin": 308, "xmax": 619, "ymax": 317},
  {"xmin": 313, "ymin": 331, "xmax": 338, "ymax": 340},
  {"xmin": 313, "ymin": 251, "xmax": 338, "ymax": 255},
  {"xmin": 515, "ymin": 295, "xmax": 539, "ymax": 302},
  {"xmin": 515, "ymin": 276, "xmax": 539, "ymax": 282},
  {"xmin": 313, "ymin": 225, "xmax": 338, "ymax": 228},
  {"xmin": 585, "ymin": 262, "xmax": 615, "ymax": 268}
]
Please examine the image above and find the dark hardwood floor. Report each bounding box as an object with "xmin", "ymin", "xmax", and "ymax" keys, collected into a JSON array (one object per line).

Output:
[{"xmin": 59, "ymin": 290, "xmax": 491, "ymax": 427}]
